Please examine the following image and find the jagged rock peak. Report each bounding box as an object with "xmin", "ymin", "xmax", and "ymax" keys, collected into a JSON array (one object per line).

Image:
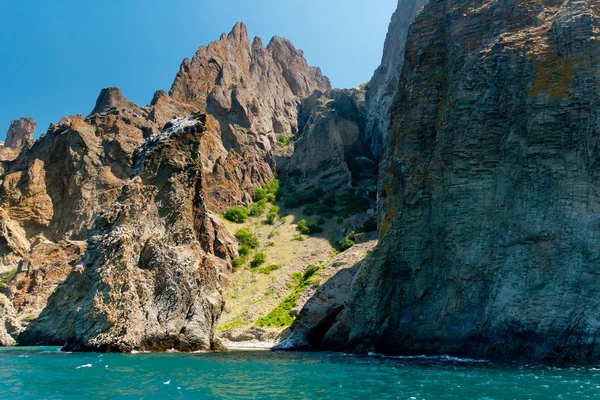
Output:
[
  {"xmin": 227, "ymin": 21, "xmax": 249, "ymax": 43},
  {"xmin": 5, "ymin": 117, "xmax": 36, "ymax": 148},
  {"xmin": 90, "ymin": 87, "xmax": 132, "ymax": 115},
  {"xmin": 150, "ymin": 89, "xmax": 168, "ymax": 106}
]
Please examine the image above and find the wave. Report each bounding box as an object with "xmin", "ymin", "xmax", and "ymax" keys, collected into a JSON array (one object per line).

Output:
[
  {"xmin": 75, "ymin": 364, "xmax": 92, "ymax": 369},
  {"xmin": 367, "ymin": 352, "xmax": 490, "ymax": 363}
]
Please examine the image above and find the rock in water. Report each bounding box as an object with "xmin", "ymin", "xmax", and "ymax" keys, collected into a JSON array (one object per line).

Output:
[
  {"xmin": 316, "ymin": 0, "xmax": 600, "ymax": 363},
  {"xmin": 5, "ymin": 117, "xmax": 36, "ymax": 149},
  {"xmin": 19, "ymin": 113, "xmax": 238, "ymax": 352},
  {"xmin": 364, "ymin": 0, "xmax": 429, "ymax": 155}
]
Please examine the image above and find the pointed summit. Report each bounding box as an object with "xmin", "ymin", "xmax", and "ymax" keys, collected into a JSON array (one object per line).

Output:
[
  {"xmin": 227, "ymin": 22, "xmax": 248, "ymax": 42},
  {"xmin": 90, "ymin": 87, "xmax": 131, "ymax": 115},
  {"xmin": 5, "ymin": 117, "xmax": 36, "ymax": 148}
]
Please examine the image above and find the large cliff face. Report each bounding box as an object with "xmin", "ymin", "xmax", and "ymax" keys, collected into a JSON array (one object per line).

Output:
[
  {"xmin": 314, "ymin": 0, "xmax": 600, "ymax": 363},
  {"xmin": 364, "ymin": 0, "xmax": 429, "ymax": 156},
  {"xmin": 19, "ymin": 114, "xmax": 238, "ymax": 351},
  {"xmin": 0, "ymin": 22, "xmax": 351, "ymax": 349}
]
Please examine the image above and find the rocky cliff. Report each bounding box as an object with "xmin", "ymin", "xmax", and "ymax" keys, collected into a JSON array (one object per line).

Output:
[
  {"xmin": 311, "ymin": 0, "xmax": 600, "ymax": 364},
  {"xmin": 283, "ymin": 89, "xmax": 376, "ymax": 190},
  {"xmin": 19, "ymin": 114, "xmax": 238, "ymax": 351},
  {"xmin": 0, "ymin": 22, "xmax": 368, "ymax": 350},
  {"xmin": 364, "ymin": 0, "xmax": 429, "ymax": 155}
]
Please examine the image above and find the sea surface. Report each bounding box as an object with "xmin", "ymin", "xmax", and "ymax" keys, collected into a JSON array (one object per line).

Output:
[{"xmin": 1, "ymin": 347, "xmax": 600, "ymax": 399}]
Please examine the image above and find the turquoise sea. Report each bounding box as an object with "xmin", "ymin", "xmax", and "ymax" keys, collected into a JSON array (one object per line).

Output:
[{"xmin": 1, "ymin": 347, "xmax": 600, "ymax": 399}]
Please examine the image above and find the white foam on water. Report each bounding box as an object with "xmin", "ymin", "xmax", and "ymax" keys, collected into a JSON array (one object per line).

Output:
[
  {"xmin": 76, "ymin": 364, "xmax": 92, "ymax": 369},
  {"xmin": 164, "ymin": 380, "xmax": 171, "ymax": 385},
  {"xmin": 367, "ymin": 352, "xmax": 490, "ymax": 363}
]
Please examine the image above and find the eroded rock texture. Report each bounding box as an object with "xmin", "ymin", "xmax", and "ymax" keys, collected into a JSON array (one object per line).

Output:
[
  {"xmin": 316, "ymin": 0, "xmax": 600, "ymax": 364},
  {"xmin": 283, "ymin": 89, "xmax": 376, "ymax": 190},
  {"xmin": 0, "ymin": 117, "xmax": 37, "ymax": 162},
  {"xmin": 19, "ymin": 114, "xmax": 237, "ymax": 352},
  {"xmin": 169, "ymin": 22, "xmax": 331, "ymax": 209},
  {"xmin": 0, "ymin": 22, "xmax": 345, "ymax": 348},
  {"xmin": 5, "ymin": 117, "xmax": 36, "ymax": 149},
  {"xmin": 364, "ymin": 0, "xmax": 429, "ymax": 155}
]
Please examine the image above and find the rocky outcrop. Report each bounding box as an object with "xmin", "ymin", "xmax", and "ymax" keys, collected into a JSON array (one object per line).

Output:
[
  {"xmin": 0, "ymin": 294, "xmax": 20, "ymax": 346},
  {"xmin": 0, "ymin": 117, "xmax": 37, "ymax": 162},
  {"xmin": 6, "ymin": 240, "xmax": 86, "ymax": 324},
  {"xmin": 283, "ymin": 89, "xmax": 376, "ymax": 190},
  {"xmin": 315, "ymin": 0, "xmax": 600, "ymax": 364},
  {"xmin": 19, "ymin": 113, "xmax": 238, "ymax": 352},
  {"xmin": 279, "ymin": 239, "xmax": 377, "ymax": 350},
  {"xmin": 168, "ymin": 22, "xmax": 331, "ymax": 209},
  {"xmin": 5, "ymin": 117, "xmax": 36, "ymax": 149},
  {"xmin": 364, "ymin": 0, "xmax": 429, "ymax": 155}
]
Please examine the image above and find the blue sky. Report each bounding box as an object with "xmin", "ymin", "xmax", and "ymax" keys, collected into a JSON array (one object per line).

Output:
[{"xmin": 0, "ymin": 0, "xmax": 397, "ymax": 140}]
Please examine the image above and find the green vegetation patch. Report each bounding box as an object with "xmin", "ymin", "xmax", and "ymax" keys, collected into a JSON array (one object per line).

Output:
[
  {"xmin": 235, "ymin": 228, "xmax": 259, "ymax": 249},
  {"xmin": 296, "ymin": 219, "xmax": 324, "ymax": 235},
  {"xmin": 218, "ymin": 319, "xmax": 242, "ymax": 332},
  {"xmin": 258, "ymin": 264, "xmax": 281, "ymax": 275},
  {"xmin": 0, "ymin": 269, "xmax": 16, "ymax": 291},
  {"xmin": 255, "ymin": 263, "xmax": 327, "ymax": 328},
  {"xmin": 250, "ymin": 252, "xmax": 267, "ymax": 269},
  {"xmin": 224, "ymin": 206, "xmax": 249, "ymax": 223},
  {"xmin": 339, "ymin": 231, "xmax": 356, "ymax": 252},
  {"xmin": 249, "ymin": 199, "xmax": 267, "ymax": 217},
  {"xmin": 266, "ymin": 206, "xmax": 280, "ymax": 225}
]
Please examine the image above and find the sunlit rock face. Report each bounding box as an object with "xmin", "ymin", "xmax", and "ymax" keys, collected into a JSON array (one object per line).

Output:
[
  {"xmin": 18, "ymin": 114, "xmax": 238, "ymax": 352},
  {"xmin": 317, "ymin": 0, "xmax": 600, "ymax": 364}
]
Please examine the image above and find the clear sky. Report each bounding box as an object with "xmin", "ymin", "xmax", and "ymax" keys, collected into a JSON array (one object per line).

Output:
[{"xmin": 0, "ymin": 0, "xmax": 397, "ymax": 140}]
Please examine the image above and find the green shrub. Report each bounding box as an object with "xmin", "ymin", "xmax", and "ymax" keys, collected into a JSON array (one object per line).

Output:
[
  {"xmin": 281, "ymin": 217, "xmax": 287, "ymax": 223},
  {"xmin": 317, "ymin": 216, "xmax": 326, "ymax": 225},
  {"xmin": 224, "ymin": 206, "xmax": 249, "ymax": 223},
  {"xmin": 254, "ymin": 188, "xmax": 267, "ymax": 202},
  {"xmin": 284, "ymin": 188, "xmax": 322, "ymax": 209},
  {"xmin": 297, "ymin": 219, "xmax": 310, "ymax": 234},
  {"xmin": 277, "ymin": 134, "xmax": 290, "ymax": 147},
  {"xmin": 323, "ymin": 193, "xmax": 337, "ymax": 208},
  {"xmin": 232, "ymin": 257, "xmax": 245, "ymax": 272},
  {"xmin": 266, "ymin": 206, "xmax": 280, "ymax": 225},
  {"xmin": 238, "ymin": 244, "xmax": 252, "ymax": 257},
  {"xmin": 308, "ymin": 223, "xmax": 324, "ymax": 234},
  {"xmin": 293, "ymin": 234, "xmax": 305, "ymax": 241},
  {"xmin": 0, "ymin": 269, "xmax": 16, "ymax": 291},
  {"xmin": 264, "ymin": 179, "xmax": 280, "ymax": 196},
  {"xmin": 266, "ymin": 193, "xmax": 276, "ymax": 203},
  {"xmin": 258, "ymin": 264, "xmax": 281, "ymax": 275},
  {"xmin": 268, "ymin": 230, "xmax": 279, "ymax": 239},
  {"xmin": 303, "ymin": 204, "xmax": 316, "ymax": 216},
  {"xmin": 338, "ymin": 191, "xmax": 370, "ymax": 217},
  {"xmin": 337, "ymin": 217, "xmax": 344, "ymax": 224},
  {"xmin": 297, "ymin": 219, "xmax": 323, "ymax": 235},
  {"xmin": 250, "ymin": 252, "xmax": 267, "ymax": 269},
  {"xmin": 235, "ymin": 228, "xmax": 259, "ymax": 249},
  {"xmin": 303, "ymin": 264, "xmax": 320, "ymax": 281},
  {"xmin": 249, "ymin": 199, "xmax": 267, "ymax": 217},
  {"xmin": 339, "ymin": 231, "xmax": 356, "ymax": 252}
]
